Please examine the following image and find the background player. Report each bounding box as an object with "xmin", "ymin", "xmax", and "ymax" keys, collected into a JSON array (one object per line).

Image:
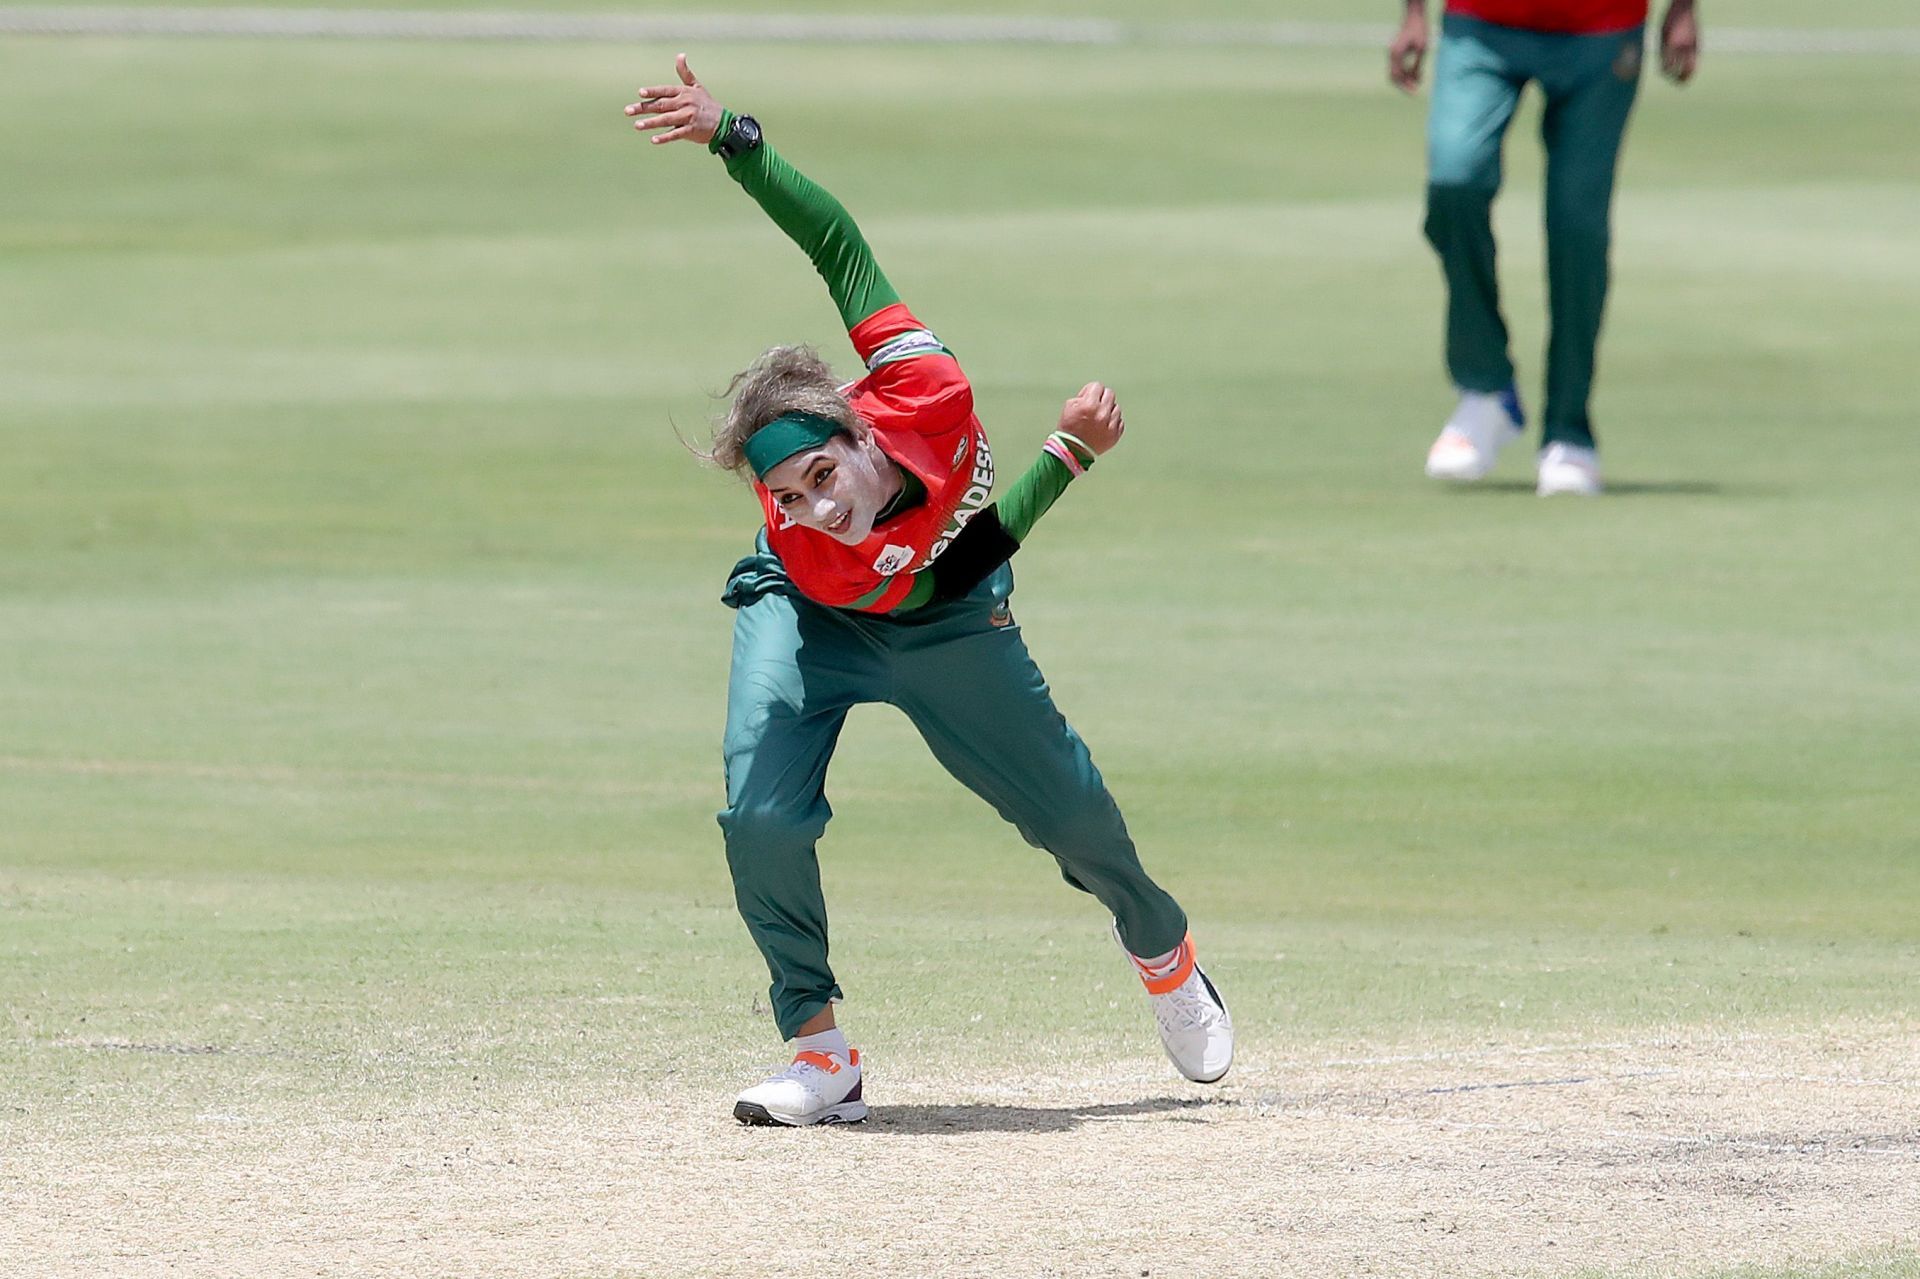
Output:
[{"xmin": 1392, "ymin": 0, "xmax": 1700, "ymax": 494}]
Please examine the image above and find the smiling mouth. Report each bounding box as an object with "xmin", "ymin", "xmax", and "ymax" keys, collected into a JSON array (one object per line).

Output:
[{"xmin": 827, "ymin": 511, "xmax": 852, "ymax": 534}]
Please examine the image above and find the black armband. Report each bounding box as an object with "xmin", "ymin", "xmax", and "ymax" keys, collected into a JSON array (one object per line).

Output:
[{"xmin": 927, "ymin": 505, "xmax": 1020, "ymax": 603}]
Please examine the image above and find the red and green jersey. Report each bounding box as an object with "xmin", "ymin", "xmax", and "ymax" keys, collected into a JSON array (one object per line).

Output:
[
  {"xmin": 752, "ymin": 302, "xmax": 994, "ymax": 613},
  {"xmin": 1446, "ymin": 0, "xmax": 1647, "ymax": 34}
]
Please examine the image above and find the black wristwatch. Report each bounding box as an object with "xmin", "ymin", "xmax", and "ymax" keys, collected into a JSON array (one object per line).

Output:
[{"xmin": 715, "ymin": 113, "xmax": 763, "ymax": 160}]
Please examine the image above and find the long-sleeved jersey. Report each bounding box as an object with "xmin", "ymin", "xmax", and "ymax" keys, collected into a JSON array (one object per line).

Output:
[
  {"xmin": 759, "ymin": 301, "xmax": 995, "ymax": 612},
  {"xmin": 717, "ymin": 125, "xmax": 994, "ymax": 614}
]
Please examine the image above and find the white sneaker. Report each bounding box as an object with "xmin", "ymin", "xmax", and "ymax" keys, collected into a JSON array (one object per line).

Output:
[
  {"xmin": 1536, "ymin": 442, "xmax": 1603, "ymax": 496},
  {"xmin": 1116, "ymin": 927, "xmax": 1233, "ymax": 1084},
  {"xmin": 733, "ymin": 1047, "xmax": 867, "ymax": 1126},
  {"xmin": 1425, "ymin": 386, "xmax": 1525, "ymax": 482}
]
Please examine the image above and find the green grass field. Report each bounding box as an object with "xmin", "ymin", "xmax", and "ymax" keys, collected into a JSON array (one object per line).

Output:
[
  {"xmin": 2, "ymin": 14, "xmax": 1917, "ymax": 1278},
  {"xmin": 11, "ymin": 0, "xmax": 1920, "ymax": 25}
]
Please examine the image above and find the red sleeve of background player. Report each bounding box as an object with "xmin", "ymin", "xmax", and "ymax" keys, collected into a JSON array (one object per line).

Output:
[{"xmin": 847, "ymin": 302, "xmax": 973, "ymax": 438}]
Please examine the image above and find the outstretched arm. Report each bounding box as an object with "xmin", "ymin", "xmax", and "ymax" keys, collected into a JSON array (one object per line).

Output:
[
  {"xmin": 625, "ymin": 55, "xmax": 900, "ymax": 330},
  {"xmin": 888, "ymin": 383, "xmax": 1126, "ymax": 612}
]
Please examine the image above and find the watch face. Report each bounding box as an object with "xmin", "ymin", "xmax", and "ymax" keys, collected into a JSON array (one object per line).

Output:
[{"xmin": 736, "ymin": 116, "xmax": 762, "ymax": 148}]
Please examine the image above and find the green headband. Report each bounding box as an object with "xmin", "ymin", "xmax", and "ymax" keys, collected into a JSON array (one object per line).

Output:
[{"xmin": 744, "ymin": 411, "xmax": 844, "ymax": 479}]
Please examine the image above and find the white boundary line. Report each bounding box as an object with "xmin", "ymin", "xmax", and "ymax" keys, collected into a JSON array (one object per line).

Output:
[{"xmin": 1, "ymin": 8, "xmax": 1918, "ymax": 55}]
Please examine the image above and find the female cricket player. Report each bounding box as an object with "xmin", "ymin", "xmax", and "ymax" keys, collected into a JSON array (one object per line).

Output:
[{"xmin": 626, "ymin": 57, "xmax": 1232, "ymax": 1126}]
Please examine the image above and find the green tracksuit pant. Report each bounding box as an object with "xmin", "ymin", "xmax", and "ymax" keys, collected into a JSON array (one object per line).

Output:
[
  {"xmin": 1424, "ymin": 14, "xmax": 1644, "ymax": 449},
  {"xmin": 717, "ymin": 542, "xmax": 1189, "ymax": 1039}
]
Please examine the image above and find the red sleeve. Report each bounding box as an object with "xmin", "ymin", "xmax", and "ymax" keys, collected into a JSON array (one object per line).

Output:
[{"xmin": 848, "ymin": 302, "xmax": 972, "ymax": 439}]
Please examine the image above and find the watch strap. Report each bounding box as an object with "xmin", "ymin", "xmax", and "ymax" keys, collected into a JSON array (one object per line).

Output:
[{"xmin": 713, "ymin": 111, "xmax": 762, "ymax": 160}]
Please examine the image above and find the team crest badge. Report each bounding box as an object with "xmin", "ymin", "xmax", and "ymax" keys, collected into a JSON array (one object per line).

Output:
[{"xmin": 872, "ymin": 543, "xmax": 916, "ymax": 575}]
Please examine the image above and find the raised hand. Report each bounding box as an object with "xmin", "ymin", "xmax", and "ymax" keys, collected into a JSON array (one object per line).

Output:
[
  {"xmin": 1058, "ymin": 382, "xmax": 1125, "ymax": 456},
  {"xmin": 624, "ymin": 53, "xmax": 725, "ymax": 146}
]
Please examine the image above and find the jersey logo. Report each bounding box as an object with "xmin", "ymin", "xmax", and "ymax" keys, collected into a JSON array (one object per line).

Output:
[
  {"xmin": 872, "ymin": 543, "xmax": 916, "ymax": 576},
  {"xmin": 952, "ymin": 436, "xmax": 969, "ymax": 467},
  {"xmin": 866, "ymin": 329, "xmax": 950, "ymax": 370},
  {"xmin": 922, "ymin": 434, "xmax": 995, "ymax": 568}
]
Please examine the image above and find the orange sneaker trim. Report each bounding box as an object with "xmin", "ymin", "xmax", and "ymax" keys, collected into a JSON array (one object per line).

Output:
[
  {"xmin": 1134, "ymin": 933, "xmax": 1197, "ymax": 996},
  {"xmin": 793, "ymin": 1050, "xmax": 842, "ymax": 1074}
]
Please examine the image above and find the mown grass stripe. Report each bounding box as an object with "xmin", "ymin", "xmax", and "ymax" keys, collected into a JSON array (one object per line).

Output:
[{"xmin": 2, "ymin": 8, "xmax": 1917, "ymax": 54}]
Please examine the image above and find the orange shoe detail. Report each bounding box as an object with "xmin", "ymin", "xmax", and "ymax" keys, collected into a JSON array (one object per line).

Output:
[
  {"xmin": 1133, "ymin": 933, "xmax": 1197, "ymax": 996},
  {"xmin": 793, "ymin": 1050, "xmax": 842, "ymax": 1074}
]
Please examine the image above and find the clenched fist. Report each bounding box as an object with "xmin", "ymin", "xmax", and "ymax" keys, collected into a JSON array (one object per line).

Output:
[{"xmin": 1058, "ymin": 382, "xmax": 1125, "ymax": 456}]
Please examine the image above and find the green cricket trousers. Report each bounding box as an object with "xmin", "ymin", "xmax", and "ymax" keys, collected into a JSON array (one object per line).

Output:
[
  {"xmin": 717, "ymin": 538, "xmax": 1189, "ymax": 1039},
  {"xmin": 1425, "ymin": 14, "xmax": 1644, "ymax": 449}
]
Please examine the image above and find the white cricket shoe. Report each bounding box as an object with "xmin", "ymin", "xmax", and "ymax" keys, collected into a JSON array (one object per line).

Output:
[
  {"xmin": 1536, "ymin": 441, "xmax": 1603, "ymax": 496},
  {"xmin": 733, "ymin": 1047, "xmax": 867, "ymax": 1126},
  {"xmin": 1426, "ymin": 386, "xmax": 1526, "ymax": 482},
  {"xmin": 1116, "ymin": 927, "xmax": 1233, "ymax": 1084}
]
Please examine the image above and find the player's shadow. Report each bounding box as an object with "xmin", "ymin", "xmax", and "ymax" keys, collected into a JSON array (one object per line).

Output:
[
  {"xmin": 850, "ymin": 1095, "xmax": 1225, "ymax": 1136},
  {"xmin": 1454, "ymin": 479, "xmax": 1728, "ymax": 496}
]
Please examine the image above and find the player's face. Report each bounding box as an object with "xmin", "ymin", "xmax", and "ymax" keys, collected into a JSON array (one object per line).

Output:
[{"xmin": 763, "ymin": 433, "xmax": 899, "ymax": 546}]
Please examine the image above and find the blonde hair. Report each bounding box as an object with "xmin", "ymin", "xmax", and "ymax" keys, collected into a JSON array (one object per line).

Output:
[{"xmin": 700, "ymin": 344, "xmax": 864, "ymax": 475}]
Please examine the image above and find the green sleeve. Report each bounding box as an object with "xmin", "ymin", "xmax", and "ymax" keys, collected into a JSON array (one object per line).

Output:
[
  {"xmin": 712, "ymin": 110, "xmax": 901, "ymax": 330},
  {"xmin": 997, "ymin": 448, "xmax": 1089, "ymax": 544}
]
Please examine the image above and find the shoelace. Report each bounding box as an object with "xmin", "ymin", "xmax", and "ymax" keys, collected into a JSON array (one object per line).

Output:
[
  {"xmin": 753, "ymin": 1059, "xmax": 821, "ymax": 1083},
  {"xmin": 1152, "ymin": 972, "xmax": 1223, "ymax": 1035},
  {"xmin": 753, "ymin": 1053, "xmax": 853, "ymax": 1086}
]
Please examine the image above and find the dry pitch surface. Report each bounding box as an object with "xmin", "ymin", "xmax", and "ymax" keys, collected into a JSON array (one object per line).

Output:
[{"xmin": 11, "ymin": 1022, "xmax": 1917, "ymax": 1277}]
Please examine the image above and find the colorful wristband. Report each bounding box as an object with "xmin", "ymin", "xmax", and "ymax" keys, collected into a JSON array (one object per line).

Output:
[{"xmin": 1042, "ymin": 431, "xmax": 1095, "ymax": 477}]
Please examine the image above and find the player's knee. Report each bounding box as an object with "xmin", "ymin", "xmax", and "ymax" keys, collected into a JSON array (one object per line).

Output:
[
  {"xmin": 1050, "ymin": 851, "xmax": 1142, "ymax": 906},
  {"xmin": 1546, "ymin": 207, "xmax": 1611, "ymax": 256},
  {"xmin": 1423, "ymin": 181, "xmax": 1494, "ymax": 249},
  {"xmin": 718, "ymin": 800, "xmax": 827, "ymax": 858},
  {"xmin": 1035, "ymin": 811, "xmax": 1137, "ymax": 878},
  {"xmin": 1426, "ymin": 133, "xmax": 1500, "ymax": 194},
  {"xmin": 1536, "ymin": 201, "xmax": 1612, "ymax": 243}
]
